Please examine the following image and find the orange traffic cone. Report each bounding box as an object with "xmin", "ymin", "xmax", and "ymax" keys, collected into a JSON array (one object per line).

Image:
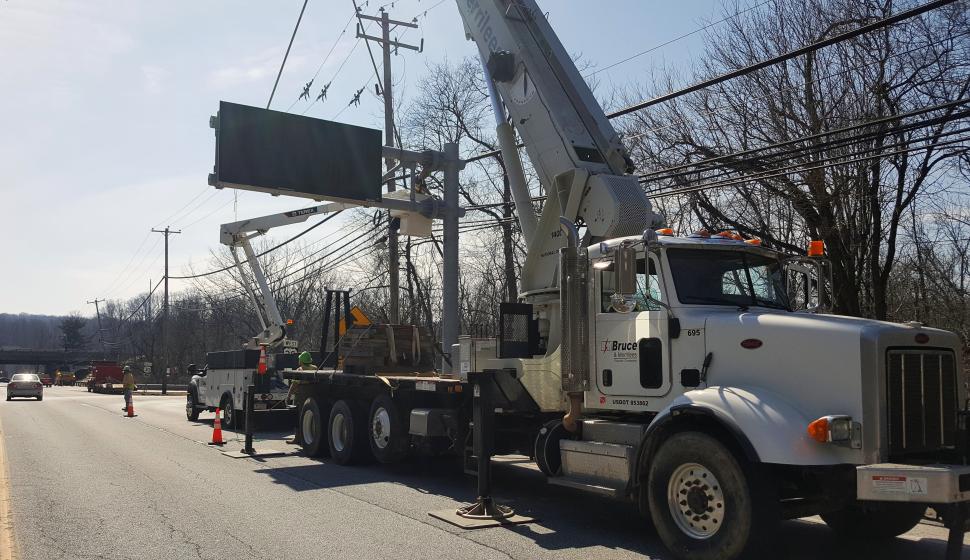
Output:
[
  {"xmin": 209, "ymin": 408, "xmax": 225, "ymax": 446},
  {"xmin": 257, "ymin": 345, "xmax": 268, "ymax": 375},
  {"xmin": 126, "ymin": 402, "xmax": 136, "ymax": 417}
]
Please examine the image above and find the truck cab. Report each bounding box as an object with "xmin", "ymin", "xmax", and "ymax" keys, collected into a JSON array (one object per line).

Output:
[{"xmin": 503, "ymin": 227, "xmax": 966, "ymax": 559}]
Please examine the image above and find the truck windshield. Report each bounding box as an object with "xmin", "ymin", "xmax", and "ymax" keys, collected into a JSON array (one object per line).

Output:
[{"xmin": 667, "ymin": 248, "xmax": 790, "ymax": 310}]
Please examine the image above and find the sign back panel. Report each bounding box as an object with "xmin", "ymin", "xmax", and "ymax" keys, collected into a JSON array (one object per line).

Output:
[{"xmin": 214, "ymin": 101, "xmax": 382, "ymax": 202}]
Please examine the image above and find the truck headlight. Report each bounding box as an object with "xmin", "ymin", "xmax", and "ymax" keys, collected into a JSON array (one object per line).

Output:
[{"xmin": 807, "ymin": 415, "xmax": 861, "ymax": 448}]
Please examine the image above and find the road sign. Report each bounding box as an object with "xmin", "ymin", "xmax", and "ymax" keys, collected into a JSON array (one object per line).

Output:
[
  {"xmin": 211, "ymin": 101, "xmax": 382, "ymax": 203},
  {"xmin": 339, "ymin": 306, "xmax": 371, "ymax": 335}
]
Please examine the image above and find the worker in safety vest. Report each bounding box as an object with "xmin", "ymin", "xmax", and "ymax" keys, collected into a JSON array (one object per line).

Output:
[
  {"xmin": 122, "ymin": 366, "xmax": 135, "ymax": 411},
  {"xmin": 285, "ymin": 352, "xmax": 318, "ymax": 444}
]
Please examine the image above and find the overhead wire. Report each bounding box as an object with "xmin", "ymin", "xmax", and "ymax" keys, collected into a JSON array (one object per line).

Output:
[
  {"xmin": 169, "ymin": 211, "xmax": 344, "ymax": 280},
  {"xmin": 267, "ymin": 0, "xmax": 311, "ymax": 109},
  {"xmin": 286, "ymin": 11, "xmax": 359, "ymax": 112},
  {"xmin": 463, "ymin": 0, "xmax": 961, "ymax": 164},
  {"xmin": 607, "ymin": 0, "xmax": 960, "ymax": 119},
  {"xmin": 585, "ymin": 0, "xmax": 774, "ymax": 78}
]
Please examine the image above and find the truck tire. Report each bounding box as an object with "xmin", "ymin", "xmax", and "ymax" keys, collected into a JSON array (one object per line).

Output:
[
  {"xmin": 820, "ymin": 502, "xmax": 924, "ymax": 539},
  {"xmin": 535, "ymin": 419, "xmax": 570, "ymax": 476},
  {"xmin": 647, "ymin": 431, "xmax": 776, "ymax": 560},
  {"xmin": 220, "ymin": 394, "xmax": 238, "ymax": 429},
  {"xmin": 368, "ymin": 394, "xmax": 408, "ymax": 464},
  {"xmin": 328, "ymin": 399, "xmax": 371, "ymax": 465},
  {"xmin": 300, "ymin": 397, "xmax": 329, "ymax": 458},
  {"xmin": 186, "ymin": 390, "xmax": 201, "ymax": 421}
]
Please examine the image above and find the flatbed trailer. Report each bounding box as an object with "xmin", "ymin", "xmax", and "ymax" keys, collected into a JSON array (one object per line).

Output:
[{"xmin": 282, "ymin": 367, "xmax": 548, "ymax": 467}]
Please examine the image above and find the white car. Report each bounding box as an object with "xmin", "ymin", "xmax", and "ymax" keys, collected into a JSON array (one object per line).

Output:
[{"xmin": 6, "ymin": 373, "xmax": 43, "ymax": 401}]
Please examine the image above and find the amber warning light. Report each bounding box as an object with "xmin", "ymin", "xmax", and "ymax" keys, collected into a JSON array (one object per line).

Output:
[{"xmin": 808, "ymin": 240, "xmax": 825, "ymax": 257}]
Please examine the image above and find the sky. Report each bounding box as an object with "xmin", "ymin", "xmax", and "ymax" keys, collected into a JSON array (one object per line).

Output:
[{"xmin": 0, "ymin": 0, "xmax": 729, "ymax": 316}]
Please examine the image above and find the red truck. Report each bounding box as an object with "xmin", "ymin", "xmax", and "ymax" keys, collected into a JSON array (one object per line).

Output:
[{"xmin": 86, "ymin": 361, "xmax": 125, "ymax": 394}]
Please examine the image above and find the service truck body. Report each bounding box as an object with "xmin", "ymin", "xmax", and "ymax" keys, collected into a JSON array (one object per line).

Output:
[
  {"xmin": 85, "ymin": 362, "xmax": 124, "ymax": 394},
  {"xmin": 185, "ymin": 349, "xmax": 289, "ymax": 428}
]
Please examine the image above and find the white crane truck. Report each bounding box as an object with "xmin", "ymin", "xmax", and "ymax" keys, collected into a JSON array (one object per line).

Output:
[{"xmin": 261, "ymin": 1, "xmax": 970, "ymax": 559}]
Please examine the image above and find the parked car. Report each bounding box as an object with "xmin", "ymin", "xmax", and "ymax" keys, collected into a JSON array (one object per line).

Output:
[
  {"xmin": 6, "ymin": 373, "xmax": 43, "ymax": 401},
  {"xmin": 0, "ymin": 376, "xmax": 9, "ymax": 384},
  {"xmin": 40, "ymin": 376, "xmax": 53, "ymax": 387}
]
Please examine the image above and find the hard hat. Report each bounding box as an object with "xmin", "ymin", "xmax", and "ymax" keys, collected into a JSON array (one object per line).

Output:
[{"xmin": 298, "ymin": 351, "xmax": 313, "ymax": 365}]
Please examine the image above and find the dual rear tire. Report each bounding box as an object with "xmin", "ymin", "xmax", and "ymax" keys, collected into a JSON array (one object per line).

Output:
[{"xmin": 300, "ymin": 394, "xmax": 409, "ymax": 465}]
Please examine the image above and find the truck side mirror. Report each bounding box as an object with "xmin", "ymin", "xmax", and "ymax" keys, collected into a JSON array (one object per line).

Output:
[{"xmin": 610, "ymin": 243, "xmax": 638, "ymax": 313}]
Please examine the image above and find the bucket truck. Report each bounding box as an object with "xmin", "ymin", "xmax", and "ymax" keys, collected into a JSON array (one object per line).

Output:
[
  {"xmin": 183, "ymin": 204, "xmax": 347, "ymax": 426},
  {"xmin": 263, "ymin": 2, "xmax": 970, "ymax": 559}
]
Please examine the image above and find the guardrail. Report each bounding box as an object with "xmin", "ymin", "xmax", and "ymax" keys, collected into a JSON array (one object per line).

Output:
[
  {"xmin": 136, "ymin": 384, "xmax": 188, "ymax": 391},
  {"xmin": 67, "ymin": 381, "xmax": 187, "ymax": 392}
]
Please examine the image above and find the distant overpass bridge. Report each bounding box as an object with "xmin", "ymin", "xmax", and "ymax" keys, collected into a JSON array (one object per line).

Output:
[{"xmin": 0, "ymin": 348, "xmax": 105, "ymax": 368}]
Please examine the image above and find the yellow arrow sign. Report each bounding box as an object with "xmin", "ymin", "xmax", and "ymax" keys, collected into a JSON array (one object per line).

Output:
[{"xmin": 338, "ymin": 306, "xmax": 371, "ymax": 335}]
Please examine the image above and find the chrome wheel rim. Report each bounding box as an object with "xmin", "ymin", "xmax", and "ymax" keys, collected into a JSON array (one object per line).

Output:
[
  {"xmin": 667, "ymin": 462, "xmax": 725, "ymax": 539},
  {"xmin": 302, "ymin": 408, "xmax": 318, "ymax": 446},
  {"xmin": 331, "ymin": 413, "xmax": 348, "ymax": 452},
  {"xmin": 371, "ymin": 407, "xmax": 391, "ymax": 449}
]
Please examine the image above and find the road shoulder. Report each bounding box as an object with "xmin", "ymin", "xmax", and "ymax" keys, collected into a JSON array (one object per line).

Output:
[{"xmin": 0, "ymin": 413, "xmax": 18, "ymax": 560}]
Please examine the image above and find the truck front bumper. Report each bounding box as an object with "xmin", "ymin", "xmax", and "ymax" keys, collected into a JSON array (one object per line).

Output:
[{"xmin": 857, "ymin": 463, "xmax": 970, "ymax": 503}]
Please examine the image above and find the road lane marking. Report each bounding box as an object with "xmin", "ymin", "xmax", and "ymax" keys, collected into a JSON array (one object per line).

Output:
[{"xmin": 0, "ymin": 413, "xmax": 18, "ymax": 560}]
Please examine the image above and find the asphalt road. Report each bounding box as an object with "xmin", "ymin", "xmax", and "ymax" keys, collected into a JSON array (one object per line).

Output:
[{"xmin": 0, "ymin": 384, "xmax": 966, "ymax": 560}]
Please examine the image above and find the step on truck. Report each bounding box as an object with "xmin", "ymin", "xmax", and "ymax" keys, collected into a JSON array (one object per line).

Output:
[{"xmin": 213, "ymin": 1, "xmax": 970, "ymax": 558}]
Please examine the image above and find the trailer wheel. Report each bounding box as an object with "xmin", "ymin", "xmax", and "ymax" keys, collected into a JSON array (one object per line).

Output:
[
  {"xmin": 820, "ymin": 502, "xmax": 924, "ymax": 539},
  {"xmin": 535, "ymin": 419, "xmax": 569, "ymax": 476},
  {"xmin": 300, "ymin": 397, "xmax": 329, "ymax": 458},
  {"xmin": 328, "ymin": 399, "xmax": 370, "ymax": 465},
  {"xmin": 368, "ymin": 394, "xmax": 408, "ymax": 464},
  {"xmin": 185, "ymin": 390, "xmax": 201, "ymax": 421},
  {"xmin": 647, "ymin": 431, "xmax": 776, "ymax": 560}
]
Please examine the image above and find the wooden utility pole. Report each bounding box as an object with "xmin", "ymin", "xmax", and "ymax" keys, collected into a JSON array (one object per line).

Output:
[
  {"xmin": 356, "ymin": 7, "xmax": 421, "ymax": 325},
  {"xmin": 86, "ymin": 298, "xmax": 106, "ymax": 356},
  {"xmin": 152, "ymin": 226, "xmax": 180, "ymax": 392}
]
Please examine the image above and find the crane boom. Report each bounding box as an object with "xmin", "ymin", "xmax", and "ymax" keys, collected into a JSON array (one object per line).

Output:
[{"xmin": 456, "ymin": 0, "xmax": 663, "ymax": 296}]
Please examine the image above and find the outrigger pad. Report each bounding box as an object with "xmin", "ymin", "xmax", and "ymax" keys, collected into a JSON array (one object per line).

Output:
[
  {"xmin": 429, "ymin": 498, "xmax": 535, "ymax": 529},
  {"xmin": 221, "ymin": 448, "xmax": 286, "ymax": 459}
]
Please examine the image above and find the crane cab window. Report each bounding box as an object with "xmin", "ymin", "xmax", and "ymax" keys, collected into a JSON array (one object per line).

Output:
[{"xmin": 600, "ymin": 256, "xmax": 662, "ymax": 312}]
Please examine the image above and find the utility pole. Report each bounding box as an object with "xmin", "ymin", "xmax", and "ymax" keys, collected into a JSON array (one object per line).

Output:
[
  {"xmin": 152, "ymin": 227, "xmax": 181, "ymax": 393},
  {"xmin": 86, "ymin": 298, "xmax": 106, "ymax": 356},
  {"xmin": 357, "ymin": 7, "xmax": 421, "ymax": 325}
]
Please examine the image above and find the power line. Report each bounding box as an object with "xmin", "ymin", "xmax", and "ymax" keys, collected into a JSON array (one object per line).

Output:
[
  {"xmin": 645, "ymin": 124, "xmax": 970, "ymax": 195},
  {"xmin": 639, "ymin": 98, "xmax": 970, "ymax": 183},
  {"xmin": 649, "ymin": 134, "xmax": 970, "ymax": 199},
  {"xmin": 620, "ymin": 30, "xmax": 970, "ymax": 144},
  {"xmin": 267, "ymin": 0, "xmax": 310, "ymax": 110},
  {"xmin": 169, "ymin": 210, "xmax": 344, "ymax": 280},
  {"xmin": 607, "ymin": 0, "xmax": 959, "ymax": 119},
  {"xmin": 286, "ymin": 11, "xmax": 359, "ymax": 112},
  {"xmin": 585, "ymin": 0, "xmax": 773, "ymax": 78}
]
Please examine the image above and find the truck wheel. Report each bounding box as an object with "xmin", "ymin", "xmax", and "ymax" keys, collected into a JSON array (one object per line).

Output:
[
  {"xmin": 185, "ymin": 390, "xmax": 201, "ymax": 421},
  {"xmin": 820, "ymin": 502, "xmax": 924, "ymax": 539},
  {"xmin": 220, "ymin": 394, "xmax": 237, "ymax": 429},
  {"xmin": 300, "ymin": 397, "xmax": 329, "ymax": 458},
  {"xmin": 328, "ymin": 399, "xmax": 370, "ymax": 465},
  {"xmin": 535, "ymin": 419, "xmax": 570, "ymax": 476},
  {"xmin": 368, "ymin": 394, "xmax": 408, "ymax": 464},
  {"xmin": 647, "ymin": 432, "xmax": 776, "ymax": 560}
]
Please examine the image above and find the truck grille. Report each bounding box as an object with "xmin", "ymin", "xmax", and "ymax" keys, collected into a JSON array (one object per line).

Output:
[{"xmin": 886, "ymin": 349, "xmax": 958, "ymax": 457}]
